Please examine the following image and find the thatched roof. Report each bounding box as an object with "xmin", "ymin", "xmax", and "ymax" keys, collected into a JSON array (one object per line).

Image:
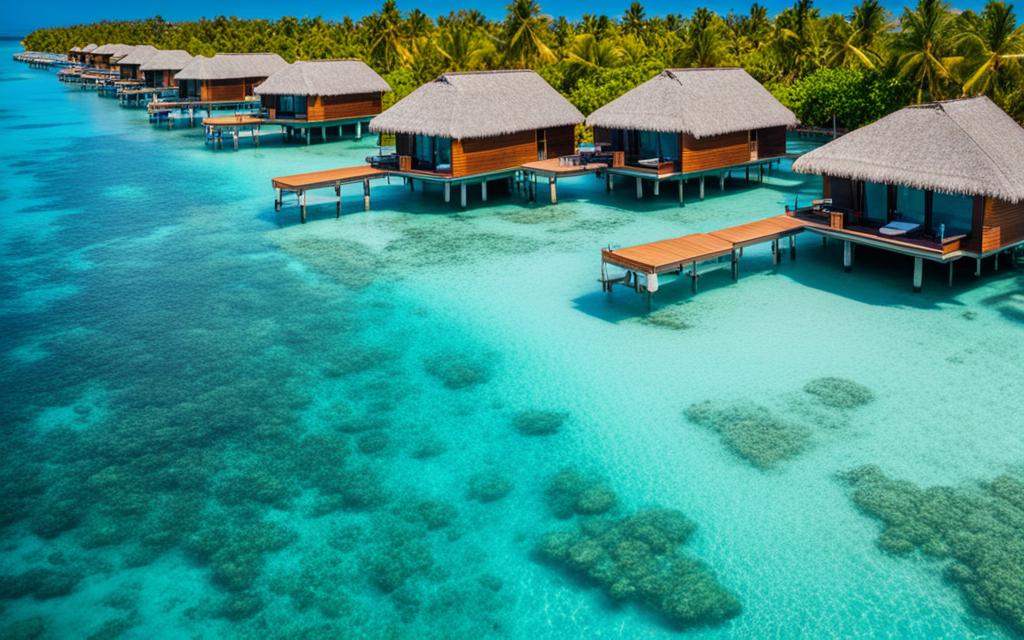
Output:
[
  {"xmin": 92, "ymin": 44, "xmax": 135, "ymax": 60},
  {"xmin": 585, "ymin": 68, "xmax": 797, "ymax": 138},
  {"xmin": 792, "ymin": 97, "xmax": 1024, "ymax": 203},
  {"xmin": 82, "ymin": 44, "xmax": 98, "ymax": 53},
  {"xmin": 254, "ymin": 59, "xmax": 390, "ymax": 97},
  {"xmin": 369, "ymin": 70, "xmax": 584, "ymax": 139},
  {"xmin": 140, "ymin": 50, "xmax": 193, "ymax": 72},
  {"xmin": 116, "ymin": 45, "xmax": 159, "ymax": 67},
  {"xmin": 70, "ymin": 46, "xmax": 82, "ymax": 52},
  {"xmin": 174, "ymin": 53, "xmax": 288, "ymax": 81}
]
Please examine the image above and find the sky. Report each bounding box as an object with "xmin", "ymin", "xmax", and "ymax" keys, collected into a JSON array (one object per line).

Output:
[{"xmin": 1, "ymin": 0, "xmax": 986, "ymax": 38}]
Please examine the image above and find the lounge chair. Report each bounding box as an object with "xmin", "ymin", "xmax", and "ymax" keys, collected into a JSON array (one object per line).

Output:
[{"xmin": 879, "ymin": 221, "xmax": 920, "ymax": 237}]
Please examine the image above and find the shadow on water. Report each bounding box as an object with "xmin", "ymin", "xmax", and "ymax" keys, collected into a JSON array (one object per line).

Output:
[{"xmin": 979, "ymin": 271, "xmax": 1024, "ymax": 324}]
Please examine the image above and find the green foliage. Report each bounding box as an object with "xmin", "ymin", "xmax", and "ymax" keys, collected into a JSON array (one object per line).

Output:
[
  {"xmin": 536, "ymin": 509, "xmax": 741, "ymax": 628},
  {"xmin": 803, "ymin": 376, "xmax": 875, "ymax": 408},
  {"xmin": 778, "ymin": 68, "xmax": 913, "ymax": 128},
  {"xmin": 20, "ymin": 0, "xmax": 1024, "ymax": 122},
  {"xmin": 842, "ymin": 465, "xmax": 1024, "ymax": 634},
  {"xmin": 684, "ymin": 400, "xmax": 811, "ymax": 469}
]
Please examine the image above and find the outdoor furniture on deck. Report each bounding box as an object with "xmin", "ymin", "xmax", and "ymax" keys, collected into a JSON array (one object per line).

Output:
[{"xmin": 879, "ymin": 221, "xmax": 921, "ymax": 237}]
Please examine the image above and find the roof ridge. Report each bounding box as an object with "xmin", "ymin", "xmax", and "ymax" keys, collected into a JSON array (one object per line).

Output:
[{"xmin": 939, "ymin": 98, "xmax": 1018, "ymax": 197}]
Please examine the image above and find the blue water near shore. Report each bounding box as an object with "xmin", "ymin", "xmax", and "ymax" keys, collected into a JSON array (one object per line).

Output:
[{"xmin": 1, "ymin": 45, "xmax": 1023, "ymax": 639}]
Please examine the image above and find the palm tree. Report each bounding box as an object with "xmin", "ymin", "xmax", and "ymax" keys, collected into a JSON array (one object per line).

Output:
[
  {"xmin": 363, "ymin": 0, "xmax": 412, "ymax": 71},
  {"xmin": 956, "ymin": 1, "xmax": 1024, "ymax": 96},
  {"xmin": 564, "ymin": 33, "xmax": 623, "ymax": 83},
  {"xmin": 892, "ymin": 0, "xmax": 960, "ymax": 102},
  {"xmin": 823, "ymin": 0, "xmax": 889, "ymax": 68},
  {"xmin": 435, "ymin": 20, "xmax": 495, "ymax": 71},
  {"xmin": 502, "ymin": 0, "xmax": 556, "ymax": 66},
  {"xmin": 681, "ymin": 7, "xmax": 730, "ymax": 67},
  {"xmin": 622, "ymin": 2, "xmax": 648, "ymax": 38}
]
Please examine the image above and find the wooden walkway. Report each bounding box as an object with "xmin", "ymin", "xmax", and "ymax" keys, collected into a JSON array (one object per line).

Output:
[
  {"xmin": 272, "ymin": 166, "xmax": 387, "ymax": 223},
  {"xmin": 601, "ymin": 215, "xmax": 808, "ymax": 295}
]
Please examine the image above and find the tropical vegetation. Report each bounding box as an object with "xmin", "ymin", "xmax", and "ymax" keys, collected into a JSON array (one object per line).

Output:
[{"xmin": 22, "ymin": 0, "xmax": 1024, "ymax": 126}]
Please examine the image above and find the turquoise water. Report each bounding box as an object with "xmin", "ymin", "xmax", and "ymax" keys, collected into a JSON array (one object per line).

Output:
[{"xmin": 1, "ymin": 46, "xmax": 1023, "ymax": 639}]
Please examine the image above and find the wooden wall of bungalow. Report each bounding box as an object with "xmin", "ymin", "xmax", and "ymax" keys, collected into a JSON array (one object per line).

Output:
[
  {"xmin": 92, "ymin": 54, "xmax": 113, "ymax": 70},
  {"xmin": 120, "ymin": 64, "xmax": 144, "ymax": 81},
  {"xmin": 593, "ymin": 125, "xmax": 787, "ymax": 173},
  {"xmin": 394, "ymin": 126, "xmax": 575, "ymax": 178},
  {"xmin": 178, "ymin": 78, "xmax": 268, "ymax": 102},
  {"xmin": 259, "ymin": 93, "xmax": 383, "ymax": 121},
  {"xmin": 822, "ymin": 175, "xmax": 1024, "ymax": 254},
  {"xmin": 144, "ymin": 70, "xmax": 178, "ymax": 88}
]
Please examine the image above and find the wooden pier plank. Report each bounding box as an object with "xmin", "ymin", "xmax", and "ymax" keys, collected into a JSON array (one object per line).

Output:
[{"xmin": 272, "ymin": 166, "xmax": 386, "ymax": 191}]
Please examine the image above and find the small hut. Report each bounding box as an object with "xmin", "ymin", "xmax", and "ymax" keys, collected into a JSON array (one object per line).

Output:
[
  {"xmin": 139, "ymin": 50, "xmax": 193, "ymax": 88},
  {"xmin": 370, "ymin": 70, "xmax": 583, "ymax": 179},
  {"xmin": 78, "ymin": 43, "xmax": 98, "ymax": 65},
  {"xmin": 586, "ymin": 68, "xmax": 796, "ymax": 195},
  {"xmin": 68, "ymin": 46, "xmax": 82, "ymax": 63},
  {"xmin": 116, "ymin": 45, "xmax": 159, "ymax": 81},
  {"xmin": 90, "ymin": 44, "xmax": 136, "ymax": 70},
  {"xmin": 792, "ymin": 96, "xmax": 1024, "ymax": 289},
  {"xmin": 254, "ymin": 59, "xmax": 391, "ymax": 142},
  {"xmin": 174, "ymin": 53, "xmax": 289, "ymax": 102}
]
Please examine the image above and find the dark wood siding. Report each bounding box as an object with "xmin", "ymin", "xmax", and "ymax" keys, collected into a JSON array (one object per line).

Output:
[
  {"xmin": 201, "ymin": 78, "xmax": 265, "ymax": 102},
  {"xmin": 543, "ymin": 125, "xmax": 576, "ymax": 159},
  {"xmin": 682, "ymin": 131, "xmax": 750, "ymax": 172},
  {"xmin": 755, "ymin": 126, "xmax": 787, "ymax": 158},
  {"xmin": 306, "ymin": 93, "xmax": 383, "ymax": 122},
  {"xmin": 395, "ymin": 133, "xmax": 414, "ymax": 156},
  {"xmin": 981, "ymin": 197, "xmax": 1024, "ymax": 252},
  {"xmin": 452, "ymin": 131, "xmax": 536, "ymax": 177}
]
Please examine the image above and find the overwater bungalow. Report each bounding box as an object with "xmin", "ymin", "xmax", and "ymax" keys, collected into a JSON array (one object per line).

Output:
[
  {"xmin": 139, "ymin": 50, "xmax": 193, "ymax": 88},
  {"xmin": 368, "ymin": 69, "xmax": 584, "ymax": 207},
  {"xmin": 69, "ymin": 43, "xmax": 96, "ymax": 65},
  {"xmin": 173, "ymin": 53, "xmax": 288, "ymax": 102},
  {"xmin": 792, "ymin": 96, "xmax": 1024, "ymax": 291},
  {"xmin": 117, "ymin": 45, "xmax": 159, "ymax": 81},
  {"xmin": 253, "ymin": 59, "xmax": 391, "ymax": 144},
  {"xmin": 90, "ymin": 44, "xmax": 135, "ymax": 70},
  {"xmin": 586, "ymin": 68, "xmax": 797, "ymax": 201}
]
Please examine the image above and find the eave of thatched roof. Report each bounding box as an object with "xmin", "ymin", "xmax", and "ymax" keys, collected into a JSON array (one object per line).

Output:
[
  {"xmin": 254, "ymin": 59, "xmax": 391, "ymax": 97},
  {"xmin": 174, "ymin": 53, "xmax": 288, "ymax": 81},
  {"xmin": 792, "ymin": 96, "xmax": 1024, "ymax": 203},
  {"xmin": 82, "ymin": 44, "xmax": 98, "ymax": 53},
  {"xmin": 139, "ymin": 50, "xmax": 193, "ymax": 72},
  {"xmin": 585, "ymin": 68, "xmax": 797, "ymax": 138},
  {"xmin": 70, "ymin": 46, "xmax": 82, "ymax": 52},
  {"xmin": 92, "ymin": 44, "xmax": 133, "ymax": 58},
  {"xmin": 116, "ymin": 45, "xmax": 159, "ymax": 67},
  {"xmin": 369, "ymin": 70, "xmax": 584, "ymax": 139}
]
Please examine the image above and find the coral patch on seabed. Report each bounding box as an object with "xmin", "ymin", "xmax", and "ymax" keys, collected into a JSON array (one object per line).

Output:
[
  {"xmin": 536, "ymin": 509, "xmax": 741, "ymax": 629},
  {"xmin": 512, "ymin": 409, "xmax": 568, "ymax": 436},
  {"xmin": 684, "ymin": 400, "xmax": 811, "ymax": 469},
  {"xmin": 842, "ymin": 465, "xmax": 1024, "ymax": 635},
  {"xmin": 803, "ymin": 377, "xmax": 874, "ymax": 409},
  {"xmin": 423, "ymin": 351, "xmax": 492, "ymax": 390},
  {"xmin": 544, "ymin": 467, "xmax": 618, "ymax": 518}
]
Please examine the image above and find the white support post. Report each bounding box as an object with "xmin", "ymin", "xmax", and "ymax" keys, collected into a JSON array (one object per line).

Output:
[
  {"xmin": 460, "ymin": 183, "xmax": 467, "ymax": 208},
  {"xmin": 233, "ymin": 127, "xmax": 239, "ymax": 151},
  {"xmin": 653, "ymin": 180, "xmax": 660, "ymax": 196},
  {"xmin": 678, "ymin": 179, "xmax": 684, "ymax": 206},
  {"xmin": 482, "ymin": 180, "xmax": 488, "ymax": 202},
  {"xmin": 363, "ymin": 179, "xmax": 370, "ymax": 211},
  {"xmin": 635, "ymin": 177, "xmax": 642, "ymax": 200},
  {"xmin": 843, "ymin": 241, "xmax": 853, "ymax": 272},
  {"xmin": 274, "ymin": 188, "xmax": 282, "ymax": 212},
  {"xmin": 320, "ymin": 126, "xmax": 326, "ymax": 142},
  {"xmin": 335, "ymin": 184, "xmax": 342, "ymax": 218},
  {"xmin": 300, "ymin": 191, "xmax": 307, "ymax": 224},
  {"xmin": 306, "ymin": 129, "xmax": 310, "ymax": 146},
  {"xmin": 720, "ymin": 172, "xmax": 725, "ymax": 191},
  {"xmin": 913, "ymin": 256, "xmax": 923, "ymax": 292},
  {"xmin": 356, "ymin": 121, "xmax": 362, "ymax": 140},
  {"xmin": 444, "ymin": 182, "xmax": 450, "ymax": 203},
  {"xmin": 606, "ymin": 173, "xmax": 613, "ymax": 192},
  {"xmin": 699, "ymin": 176, "xmax": 705, "ymax": 200},
  {"xmin": 549, "ymin": 176, "xmax": 556, "ymax": 204}
]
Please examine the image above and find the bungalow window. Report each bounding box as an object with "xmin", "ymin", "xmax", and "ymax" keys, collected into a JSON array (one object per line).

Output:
[
  {"xmin": 932, "ymin": 191, "xmax": 973, "ymax": 236},
  {"xmin": 896, "ymin": 186, "xmax": 926, "ymax": 224},
  {"xmin": 277, "ymin": 96, "xmax": 307, "ymax": 119},
  {"xmin": 864, "ymin": 182, "xmax": 888, "ymax": 223},
  {"xmin": 413, "ymin": 135, "xmax": 451, "ymax": 172}
]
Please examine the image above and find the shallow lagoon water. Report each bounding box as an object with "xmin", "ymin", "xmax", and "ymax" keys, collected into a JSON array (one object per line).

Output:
[{"xmin": 1, "ymin": 46, "xmax": 1023, "ymax": 639}]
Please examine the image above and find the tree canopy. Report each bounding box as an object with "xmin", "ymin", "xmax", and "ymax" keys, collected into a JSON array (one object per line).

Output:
[{"xmin": 22, "ymin": 0, "xmax": 1024, "ymax": 127}]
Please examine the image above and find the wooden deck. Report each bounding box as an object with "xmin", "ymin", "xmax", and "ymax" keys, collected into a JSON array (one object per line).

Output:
[
  {"xmin": 521, "ymin": 158, "xmax": 607, "ymax": 178},
  {"xmin": 203, "ymin": 115, "xmax": 263, "ymax": 127},
  {"xmin": 272, "ymin": 166, "xmax": 385, "ymax": 192},
  {"xmin": 603, "ymin": 215, "xmax": 808, "ymax": 275}
]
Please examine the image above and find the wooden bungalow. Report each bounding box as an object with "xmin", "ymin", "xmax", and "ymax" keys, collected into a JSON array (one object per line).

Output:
[
  {"xmin": 117, "ymin": 45, "xmax": 159, "ymax": 81},
  {"xmin": 71, "ymin": 43, "xmax": 97, "ymax": 65},
  {"xmin": 90, "ymin": 44, "xmax": 135, "ymax": 70},
  {"xmin": 792, "ymin": 96, "xmax": 1024, "ymax": 290},
  {"xmin": 254, "ymin": 59, "xmax": 391, "ymax": 144},
  {"xmin": 138, "ymin": 50, "xmax": 193, "ymax": 88},
  {"xmin": 586, "ymin": 68, "xmax": 797, "ymax": 200},
  {"xmin": 173, "ymin": 53, "xmax": 288, "ymax": 102},
  {"xmin": 368, "ymin": 70, "xmax": 584, "ymax": 206}
]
